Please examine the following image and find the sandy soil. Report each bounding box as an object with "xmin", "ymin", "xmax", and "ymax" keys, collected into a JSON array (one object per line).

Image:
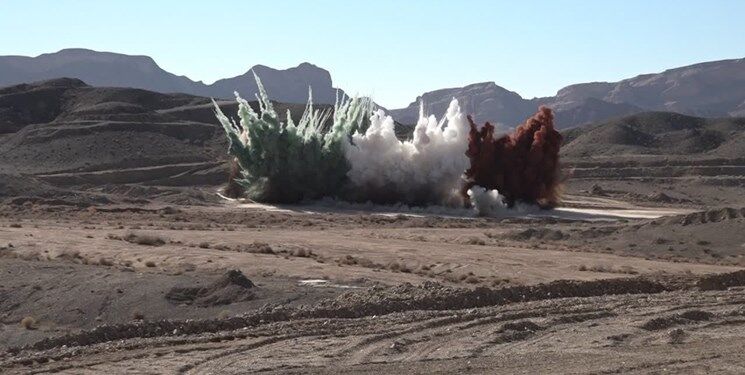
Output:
[{"xmin": 1, "ymin": 183, "xmax": 744, "ymax": 373}]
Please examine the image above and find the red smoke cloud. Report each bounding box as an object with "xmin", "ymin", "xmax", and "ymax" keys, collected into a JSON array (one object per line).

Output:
[{"xmin": 462, "ymin": 106, "xmax": 563, "ymax": 208}]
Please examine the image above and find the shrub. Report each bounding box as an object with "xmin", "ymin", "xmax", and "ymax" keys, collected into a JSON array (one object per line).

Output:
[
  {"xmin": 98, "ymin": 257, "xmax": 114, "ymax": 266},
  {"xmin": 20, "ymin": 316, "xmax": 36, "ymax": 330},
  {"xmin": 122, "ymin": 232, "xmax": 166, "ymax": 246}
]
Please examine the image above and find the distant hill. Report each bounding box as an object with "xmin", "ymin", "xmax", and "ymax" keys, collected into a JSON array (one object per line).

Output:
[
  {"xmin": 204, "ymin": 62, "xmax": 340, "ymax": 104},
  {"xmin": 0, "ymin": 49, "xmax": 344, "ymax": 104},
  {"xmin": 391, "ymin": 58, "xmax": 745, "ymax": 129},
  {"xmin": 388, "ymin": 82, "xmax": 534, "ymax": 133},
  {"xmin": 560, "ymin": 112, "xmax": 745, "ymax": 159}
]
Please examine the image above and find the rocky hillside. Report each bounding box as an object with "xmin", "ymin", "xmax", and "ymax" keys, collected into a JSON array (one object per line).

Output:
[{"xmin": 388, "ymin": 82, "xmax": 535, "ymax": 133}]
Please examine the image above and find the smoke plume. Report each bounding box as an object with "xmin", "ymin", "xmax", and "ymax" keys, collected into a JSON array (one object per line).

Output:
[
  {"xmin": 461, "ymin": 106, "xmax": 563, "ymax": 208},
  {"xmin": 213, "ymin": 73, "xmax": 371, "ymax": 203},
  {"xmin": 216, "ymin": 75, "xmax": 565, "ymax": 213},
  {"xmin": 343, "ymin": 100, "xmax": 469, "ymax": 205}
]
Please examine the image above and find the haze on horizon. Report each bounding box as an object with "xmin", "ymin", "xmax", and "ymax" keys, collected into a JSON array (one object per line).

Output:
[{"xmin": 1, "ymin": 0, "xmax": 744, "ymax": 108}]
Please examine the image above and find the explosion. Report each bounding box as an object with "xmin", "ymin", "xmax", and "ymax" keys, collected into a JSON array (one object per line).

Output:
[
  {"xmin": 344, "ymin": 100, "xmax": 469, "ymax": 205},
  {"xmin": 462, "ymin": 107, "xmax": 563, "ymax": 209},
  {"xmin": 214, "ymin": 73, "xmax": 371, "ymax": 203},
  {"xmin": 215, "ymin": 75, "xmax": 564, "ymax": 214}
]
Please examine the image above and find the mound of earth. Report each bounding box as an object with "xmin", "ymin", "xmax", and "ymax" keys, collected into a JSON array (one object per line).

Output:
[
  {"xmin": 656, "ymin": 207, "xmax": 745, "ymax": 226},
  {"xmin": 697, "ymin": 270, "xmax": 745, "ymax": 291},
  {"xmin": 165, "ymin": 270, "xmax": 256, "ymax": 307},
  {"xmin": 640, "ymin": 309, "xmax": 713, "ymax": 331}
]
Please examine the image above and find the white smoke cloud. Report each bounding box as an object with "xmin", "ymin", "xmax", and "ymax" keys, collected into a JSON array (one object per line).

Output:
[
  {"xmin": 467, "ymin": 186, "xmax": 508, "ymax": 216},
  {"xmin": 343, "ymin": 99, "xmax": 470, "ymax": 205}
]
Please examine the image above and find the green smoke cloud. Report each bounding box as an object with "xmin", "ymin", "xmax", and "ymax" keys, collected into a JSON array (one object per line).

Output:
[{"xmin": 213, "ymin": 73, "xmax": 372, "ymax": 203}]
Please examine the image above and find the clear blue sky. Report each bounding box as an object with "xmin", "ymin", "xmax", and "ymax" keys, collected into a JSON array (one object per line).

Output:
[{"xmin": 1, "ymin": 0, "xmax": 743, "ymax": 108}]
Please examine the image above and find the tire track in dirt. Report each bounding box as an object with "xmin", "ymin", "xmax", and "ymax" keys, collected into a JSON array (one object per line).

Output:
[{"xmin": 5, "ymin": 272, "xmax": 745, "ymax": 373}]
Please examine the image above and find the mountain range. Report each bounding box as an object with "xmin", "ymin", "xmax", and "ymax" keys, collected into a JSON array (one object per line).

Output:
[
  {"xmin": 1, "ymin": 48, "xmax": 744, "ymax": 129},
  {"xmin": 391, "ymin": 58, "xmax": 745, "ymax": 129},
  {"xmin": 0, "ymin": 49, "xmax": 343, "ymax": 105}
]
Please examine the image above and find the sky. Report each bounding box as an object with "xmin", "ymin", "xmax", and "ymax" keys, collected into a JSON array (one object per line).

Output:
[{"xmin": 1, "ymin": 0, "xmax": 744, "ymax": 108}]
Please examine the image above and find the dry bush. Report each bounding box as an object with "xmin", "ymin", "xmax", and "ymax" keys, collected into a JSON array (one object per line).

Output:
[
  {"xmin": 669, "ymin": 328, "xmax": 687, "ymax": 344},
  {"xmin": 198, "ymin": 242, "xmax": 211, "ymax": 249},
  {"xmin": 577, "ymin": 264, "xmax": 638, "ymax": 275},
  {"xmin": 337, "ymin": 255, "xmax": 358, "ymax": 265},
  {"xmin": 387, "ymin": 261, "xmax": 401, "ymax": 272},
  {"xmin": 20, "ymin": 316, "xmax": 36, "ymax": 330},
  {"xmin": 122, "ymin": 232, "xmax": 166, "ymax": 246},
  {"xmin": 98, "ymin": 257, "xmax": 114, "ymax": 266},
  {"xmin": 617, "ymin": 265, "xmax": 639, "ymax": 274},
  {"xmin": 144, "ymin": 260, "xmax": 157, "ymax": 267},
  {"xmin": 19, "ymin": 251, "xmax": 42, "ymax": 261},
  {"xmin": 443, "ymin": 273, "xmax": 461, "ymax": 283},
  {"xmin": 251, "ymin": 242, "xmax": 274, "ymax": 254},
  {"xmin": 465, "ymin": 275, "xmax": 480, "ymax": 284},
  {"xmin": 237, "ymin": 242, "xmax": 274, "ymax": 254},
  {"xmin": 465, "ymin": 237, "xmax": 486, "ymax": 246},
  {"xmin": 461, "ymin": 272, "xmax": 480, "ymax": 284},
  {"xmin": 336, "ymin": 255, "xmax": 381, "ymax": 269}
]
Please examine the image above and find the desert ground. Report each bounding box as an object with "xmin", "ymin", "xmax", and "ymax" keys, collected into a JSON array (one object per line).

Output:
[
  {"xmin": 1, "ymin": 79, "xmax": 745, "ymax": 373},
  {"xmin": 0, "ymin": 171, "xmax": 744, "ymax": 374}
]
